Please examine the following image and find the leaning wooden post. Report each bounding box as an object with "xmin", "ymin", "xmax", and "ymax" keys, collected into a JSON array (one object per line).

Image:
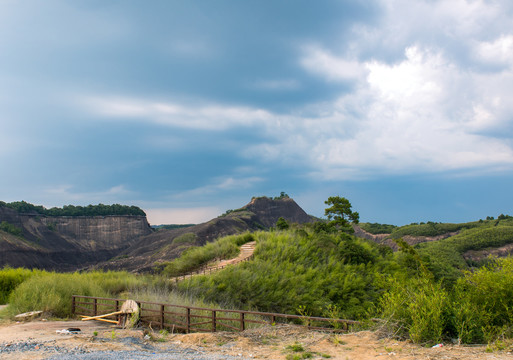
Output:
[
  {"xmin": 240, "ymin": 312, "xmax": 245, "ymax": 331},
  {"xmin": 212, "ymin": 310, "xmax": 216, "ymax": 332},
  {"xmin": 71, "ymin": 296, "xmax": 76, "ymax": 316}
]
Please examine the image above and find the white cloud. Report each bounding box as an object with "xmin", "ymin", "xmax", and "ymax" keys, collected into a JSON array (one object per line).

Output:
[
  {"xmin": 300, "ymin": 46, "xmax": 367, "ymax": 82},
  {"xmin": 82, "ymin": 96, "xmax": 275, "ymax": 130},
  {"xmin": 475, "ymin": 34, "xmax": 513, "ymax": 67},
  {"xmin": 76, "ymin": 1, "xmax": 513, "ymax": 181},
  {"xmin": 293, "ymin": 43, "xmax": 513, "ymax": 177}
]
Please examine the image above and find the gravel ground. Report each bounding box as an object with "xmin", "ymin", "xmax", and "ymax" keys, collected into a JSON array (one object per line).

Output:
[{"xmin": 0, "ymin": 338, "xmax": 251, "ymax": 360}]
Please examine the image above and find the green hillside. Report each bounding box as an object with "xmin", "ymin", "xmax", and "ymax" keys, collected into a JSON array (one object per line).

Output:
[
  {"xmin": 176, "ymin": 228, "xmax": 398, "ymax": 319},
  {"xmin": 415, "ymin": 218, "xmax": 513, "ymax": 284}
]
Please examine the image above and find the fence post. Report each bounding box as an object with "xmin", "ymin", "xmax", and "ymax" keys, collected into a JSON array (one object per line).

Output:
[
  {"xmin": 212, "ymin": 310, "xmax": 216, "ymax": 333},
  {"xmin": 71, "ymin": 296, "xmax": 76, "ymax": 316},
  {"xmin": 93, "ymin": 298, "xmax": 97, "ymax": 317},
  {"xmin": 186, "ymin": 307, "xmax": 191, "ymax": 333},
  {"xmin": 160, "ymin": 305, "xmax": 165, "ymax": 329},
  {"xmin": 270, "ymin": 315, "xmax": 276, "ymax": 325},
  {"xmin": 240, "ymin": 312, "xmax": 245, "ymax": 331}
]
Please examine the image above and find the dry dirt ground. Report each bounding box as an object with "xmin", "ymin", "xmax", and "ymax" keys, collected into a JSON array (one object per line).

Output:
[{"xmin": 0, "ymin": 318, "xmax": 512, "ymax": 360}]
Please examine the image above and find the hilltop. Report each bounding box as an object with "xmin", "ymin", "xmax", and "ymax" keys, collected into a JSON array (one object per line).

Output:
[
  {"xmin": 0, "ymin": 196, "xmax": 315, "ymax": 271},
  {"xmin": 98, "ymin": 196, "xmax": 316, "ymax": 272}
]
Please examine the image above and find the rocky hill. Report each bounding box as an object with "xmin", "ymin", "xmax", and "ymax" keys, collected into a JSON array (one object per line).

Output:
[
  {"xmin": 98, "ymin": 196, "xmax": 316, "ymax": 272},
  {"xmin": 0, "ymin": 206, "xmax": 152, "ymax": 271},
  {"xmin": 0, "ymin": 197, "xmax": 315, "ymax": 272}
]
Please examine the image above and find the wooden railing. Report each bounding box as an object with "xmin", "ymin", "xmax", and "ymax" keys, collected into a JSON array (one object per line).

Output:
[
  {"xmin": 72, "ymin": 295, "xmax": 358, "ymax": 333},
  {"xmin": 171, "ymin": 255, "xmax": 254, "ymax": 283}
]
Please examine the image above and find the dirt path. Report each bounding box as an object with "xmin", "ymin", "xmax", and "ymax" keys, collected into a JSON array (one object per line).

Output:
[
  {"xmin": 172, "ymin": 241, "xmax": 256, "ymax": 282},
  {"xmin": 206, "ymin": 241, "xmax": 255, "ymax": 269},
  {"xmin": 0, "ymin": 319, "xmax": 512, "ymax": 359}
]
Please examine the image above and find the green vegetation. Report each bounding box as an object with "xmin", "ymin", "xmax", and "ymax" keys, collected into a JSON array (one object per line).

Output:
[
  {"xmin": 0, "ymin": 200, "xmax": 146, "ymax": 217},
  {"xmin": 172, "ymin": 232, "xmax": 198, "ymax": 245},
  {"xmin": 3, "ymin": 270, "xmax": 169, "ymax": 317},
  {"xmin": 388, "ymin": 221, "xmax": 482, "ymax": 239},
  {"xmin": 162, "ymin": 232, "xmax": 255, "ymax": 276},
  {"xmin": 0, "ymin": 221, "xmax": 23, "ymax": 237},
  {"xmin": 3, "ymin": 195, "xmax": 513, "ymax": 346},
  {"xmin": 415, "ymin": 220, "xmax": 513, "ymax": 284},
  {"xmin": 380, "ymin": 256, "xmax": 513, "ymax": 344},
  {"xmin": 324, "ymin": 196, "xmax": 359, "ymax": 232},
  {"xmin": 0, "ymin": 267, "xmax": 43, "ymax": 304},
  {"xmin": 276, "ymin": 217, "xmax": 289, "ymax": 230},
  {"xmin": 177, "ymin": 230, "xmax": 396, "ymax": 318},
  {"xmin": 358, "ymin": 222, "xmax": 397, "ymax": 234}
]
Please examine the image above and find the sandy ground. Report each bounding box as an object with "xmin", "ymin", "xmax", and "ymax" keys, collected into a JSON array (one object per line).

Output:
[{"xmin": 0, "ymin": 318, "xmax": 512, "ymax": 360}]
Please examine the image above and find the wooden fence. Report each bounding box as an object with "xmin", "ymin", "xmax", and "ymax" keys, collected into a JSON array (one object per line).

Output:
[
  {"xmin": 171, "ymin": 255, "xmax": 254, "ymax": 283},
  {"xmin": 72, "ymin": 295, "xmax": 358, "ymax": 333}
]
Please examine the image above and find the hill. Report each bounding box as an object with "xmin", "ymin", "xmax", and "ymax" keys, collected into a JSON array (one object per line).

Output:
[
  {"xmin": 0, "ymin": 205, "xmax": 152, "ymax": 271},
  {"xmin": 97, "ymin": 196, "xmax": 316, "ymax": 272},
  {"xmin": 0, "ymin": 197, "xmax": 315, "ymax": 271}
]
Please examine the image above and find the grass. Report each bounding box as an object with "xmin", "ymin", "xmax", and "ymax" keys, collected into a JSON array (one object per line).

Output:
[
  {"xmin": 0, "ymin": 267, "xmax": 45, "ymax": 304},
  {"xmin": 163, "ymin": 232, "xmax": 255, "ymax": 276}
]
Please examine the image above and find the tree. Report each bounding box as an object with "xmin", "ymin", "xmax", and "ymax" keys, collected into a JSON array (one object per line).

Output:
[
  {"xmin": 324, "ymin": 196, "xmax": 359, "ymax": 232},
  {"xmin": 276, "ymin": 217, "xmax": 289, "ymax": 230}
]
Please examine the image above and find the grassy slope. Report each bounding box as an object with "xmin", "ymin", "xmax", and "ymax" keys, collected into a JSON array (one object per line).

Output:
[
  {"xmin": 178, "ymin": 229, "xmax": 398, "ymax": 319},
  {"xmin": 415, "ymin": 219, "xmax": 513, "ymax": 283}
]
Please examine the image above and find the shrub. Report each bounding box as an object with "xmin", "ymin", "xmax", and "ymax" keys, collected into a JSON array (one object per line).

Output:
[
  {"xmin": 0, "ymin": 267, "xmax": 42, "ymax": 304},
  {"xmin": 0, "ymin": 221, "xmax": 23, "ymax": 237},
  {"xmin": 452, "ymin": 257, "xmax": 513, "ymax": 343},
  {"xmin": 172, "ymin": 233, "xmax": 197, "ymax": 245},
  {"xmin": 379, "ymin": 276, "xmax": 449, "ymax": 344},
  {"xmin": 8, "ymin": 273, "xmax": 108, "ymax": 317}
]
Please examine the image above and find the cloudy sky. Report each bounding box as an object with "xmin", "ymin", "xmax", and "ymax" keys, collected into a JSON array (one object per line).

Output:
[{"xmin": 1, "ymin": 0, "xmax": 513, "ymax": 225}]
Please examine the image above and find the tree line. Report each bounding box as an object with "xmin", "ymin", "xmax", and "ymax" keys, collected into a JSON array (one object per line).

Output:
[{"xmin": 0, "ymin": 200, "xmax": 146, "ymax": 217}]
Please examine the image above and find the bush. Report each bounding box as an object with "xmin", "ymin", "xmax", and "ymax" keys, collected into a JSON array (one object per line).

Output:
[
  {"xmin": 5, "ymin": 270, "xmax": 164, "ymax": 318},
  {"xmin": 172, "ymin": 233, "xmax": 197, "ymax": 245},
  {"xmin": 379, "ymin": 276, "xmax": 449, "ymax": 344},
  {"xmin": 0, "ymin": 267, "xmax": 42, "ymax": 304},
  {"xmin": 8, "ymin": 273, "xmax": 108, "ymax": 317},
  {"xmin": 452, "ymin": 257, "xmax": 513, "ymax": 343},
  {"xmin": 0, "ymin": 221, "xmax": 23, "ymax": 237}
]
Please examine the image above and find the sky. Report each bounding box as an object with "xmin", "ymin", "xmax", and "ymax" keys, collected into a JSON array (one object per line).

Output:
[{"xmin": 1, "ymin": 0, "xmax": 513, "ymax": 226}]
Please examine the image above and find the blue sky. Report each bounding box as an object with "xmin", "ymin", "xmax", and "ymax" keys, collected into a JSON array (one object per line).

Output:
[{"xmin": 1, "ymin": 0, "xmax": 513, "ymax": 225}]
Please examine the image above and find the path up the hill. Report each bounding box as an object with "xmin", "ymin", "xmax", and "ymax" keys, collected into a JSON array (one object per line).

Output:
[{"xmin": 172, "ymin": 241, "xmax": 256, "ymax": 282}]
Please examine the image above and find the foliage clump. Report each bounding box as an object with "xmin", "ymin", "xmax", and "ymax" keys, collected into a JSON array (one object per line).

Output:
[
  {"xmin": 0, "ymin": 221, "xmax": 23, "ymax": 237},
  {"xmin": 0, "ymin": 200, "xmax": 146, "ymax": 217}
]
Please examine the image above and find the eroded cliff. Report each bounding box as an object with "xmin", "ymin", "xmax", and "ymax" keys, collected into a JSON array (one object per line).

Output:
[{"xmin": 0, "ymin": 206, "xmax": 152, "ymax": 270}]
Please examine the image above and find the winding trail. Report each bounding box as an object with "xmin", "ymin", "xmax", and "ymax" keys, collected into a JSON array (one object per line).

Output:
[{"xmin": 172, "ymin": 241, "xmax": 256, "ymax": 282}]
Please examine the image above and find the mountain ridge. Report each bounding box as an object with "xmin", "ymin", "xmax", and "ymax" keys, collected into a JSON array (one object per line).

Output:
[{"xmin": 0, "ymin": 196, "xmax": 315, "ymax": 272}]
